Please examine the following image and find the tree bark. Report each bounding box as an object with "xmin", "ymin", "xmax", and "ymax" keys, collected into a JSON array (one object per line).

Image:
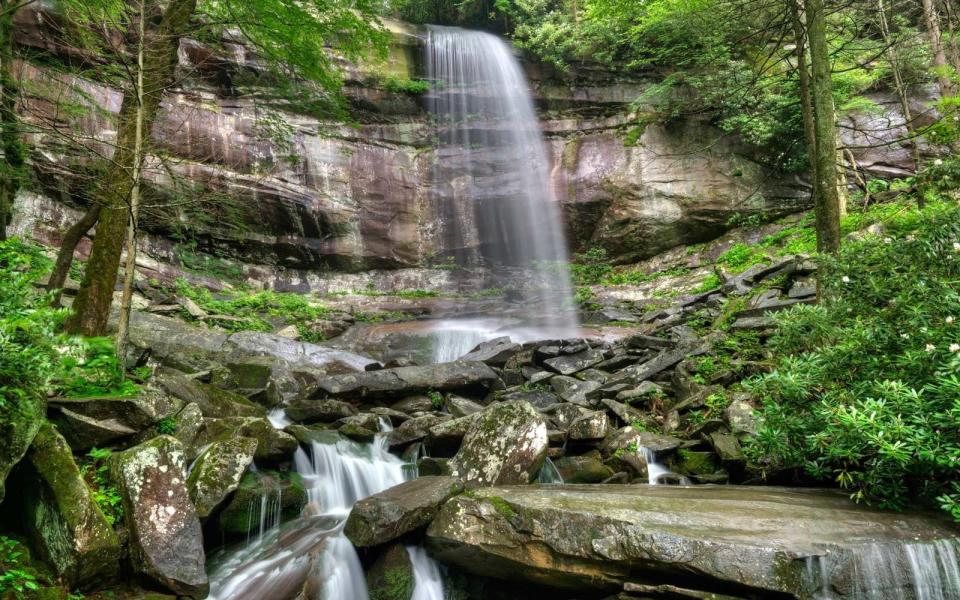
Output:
[
  {"xmin": 805, "ymin": 0, "xmax": 841, "ymax": 253},
  {"xmin": 116, "ymin": 0, "xmax": 147, "ymax": 356},
  {"xmin": 47, "ymin": 202, "xmax": 101, "ymax": 307},
  {"xmin": 66, "ymin": 0, "xmax": 196, "ymax": 336},
  {"xmin": 922, "ymin": 0, "xmax": 956, "ymax": 97},
  {"xmin": 0, "ymin": 0, "xmax": 26, "ymax": 241}
]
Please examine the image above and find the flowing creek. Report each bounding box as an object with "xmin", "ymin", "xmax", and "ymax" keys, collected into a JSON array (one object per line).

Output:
[{"xmin": 206, "ymin": 422, "xmax": 444, "ymax": 600}]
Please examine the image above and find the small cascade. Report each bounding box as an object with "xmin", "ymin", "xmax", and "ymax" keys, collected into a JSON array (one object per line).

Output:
[
  {"xmin": 267, "ymin": 407, "xmax": 292, "ymax": 429},
  {"xmin": 803, "ymin": 539, "xmax": 960, "ymax": 599},
  {"xmin": 537, "ymin": 457, "xmax": 564, "ymax": 484},
  {"xmin": 207, "ymin": 420, "xmax": 445, "ymax": 600},
  {"xmin": 640, "ymin": 447, "xmax": 689, "ymax": 485},
  {"xmin": 407, "ymin": 546, "xmax": 446, "ymax": 600}
]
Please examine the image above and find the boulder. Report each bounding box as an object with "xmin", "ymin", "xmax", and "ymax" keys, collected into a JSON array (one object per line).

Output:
[
  {"xmin": 460, "ymin": 337, "xmax": 521, "ymax": 366},
  {"xmin": 425, "ymin": 485, "xmax": 960, "ymax": 597},
  {"xmin": 449, "ymin": 401, "xmax": 548, "ymax": 487},
  {"xmin": 365, "ymin": 543, "xmax": 415, "ymax": 600},
  {"xmin": 388, "ymin": 414, "xmax": 449, "ymax": 448},
  {"xmin": 707, "ymin": 432, "xmax": 746, "ymax": 464},
  {"xmin": 18, "ymin": 423, "xmax": 121, "ymax": 587},
  {"xmin": 567, "ymin": 411, "xmax": 610, "ymax": 441},
  {"xmin": 544, "ymin": 403, "xmax": 585, "ymax": 431},
  {"xmin": 49, "ymin": 388, "xmax": 184, "ymax": 450},
  {"xmin": 499, "ymin": 389, "xmax": 560, "ymax": 410},
  {"xmin": 0, "ymin": 386, "xmax": 47, "ymax": 502},
  {"xmin": 723, "ymin": 399, "xmax": 757, "ymax": 436},
  {"xmin": 390, "ymin": 395, "xmax": 436, "ymax": 414},
  {"xmin": 286, "ymin": 398, "xmax": 357, "ymax": 423},
  {"xmin": 155, "ymin": 373, "xmax": 265, "ymax": 418},
  {"xmin": 218, "ymin": 470, "xmax": 308, "ymax": 536},
  {"xmin": 344, "ymin": 476, "xmax": 464, "ymax": 547},
  {"xmin": 187, "ymin": 437, "xmax": 258, "ymax": 519},
  {"xmin": 553, "ymin": 456, "xmax": 615, "ymax": 483},
  {"xmin": 196, "ymin": 417, "xmax": 298, "ymax": 462},
  {"xmin": 427, "ymin": 414, "xmax": 481, "ymax": 456},
  {"xmin": 549, "ymin": 376, "xmax": 601, "ymax": 407},
  {"xmin": 543, "ymin": 348, "xmax": 606, "ymax": 376},
  {"xmin": 110, "ymin": 436, "xmax": 208, "ymax": 597},
  {"xmin": 310, "ymin": 361, "xmax": 499, "ymax": 400},
  {"xmin": 445, "ymin": 395, "xmax": 485, "ymax": 417}
]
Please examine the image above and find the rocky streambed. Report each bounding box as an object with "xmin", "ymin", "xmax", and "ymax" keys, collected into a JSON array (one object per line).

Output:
[{"xmin": 2, "ymin": 253, "xmax": 959, "ymax": 600}]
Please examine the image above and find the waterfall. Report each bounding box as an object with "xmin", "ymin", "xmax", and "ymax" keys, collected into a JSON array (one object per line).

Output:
[
  {"xmin": 207, "ymin": 424, "xmax": 446, "ymax": 600},
  {"xmin": 537, "ymin": 457, "xmax": 564, "ymax": 484},
  {"xmin": 803, "ymin": 539, "xmax": 960, "ymax": 599},
  {"xmin": 425, "ymin": 26, "xmax": 578, "ymax": 356}
]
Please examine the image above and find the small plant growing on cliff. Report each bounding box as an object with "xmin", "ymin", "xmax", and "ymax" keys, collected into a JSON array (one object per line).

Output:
[
  {"xmin": 428, "ymin": 390, "xmax": 444, "ymax": 410},
  {"xmin": 81, "ymin": 448, "xmax": 124, "ymax": 527},
  {"xmin": 155, "ymin": 416, "xmax": 178, "ymax": 435}
]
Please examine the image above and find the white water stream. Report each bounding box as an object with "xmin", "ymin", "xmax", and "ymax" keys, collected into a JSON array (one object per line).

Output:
[{"xmin": 206, "ymin": 422, "xmax": 445, "ymax": 600}]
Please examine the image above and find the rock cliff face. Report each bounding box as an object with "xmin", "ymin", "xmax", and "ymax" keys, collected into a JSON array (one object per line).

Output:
[{"xmin": 7, "ymin": 9, "xmax": 918, "ymax": 286}]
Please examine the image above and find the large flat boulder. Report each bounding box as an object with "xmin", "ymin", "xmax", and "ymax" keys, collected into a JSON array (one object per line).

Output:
[
  {"xmin": 425, "ymin": 485, "xmax": 960, "ymax": 598},
  {"xmin": 110, "ymin": 436, "xmax": 208, "ymax": 597},
  {"xmin": 49, "ymin": 388, "xmax": 184, "ymax": 450},
  {"xmin": 449, "ymin": 401, "xmax": 548, "ymax": 488},
  {"xmin": 310, "ymin": 360, "xmax": 499, "ymax": 400},
  {"xmin": 344, "ymin": 476, "xmax": 464, "ymax": 547},
  {"xmin": 18, "ymin": 423, "xmax": 121, "ymax": 587}
]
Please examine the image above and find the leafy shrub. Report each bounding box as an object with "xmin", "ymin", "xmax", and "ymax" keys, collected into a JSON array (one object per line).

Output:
[
  {"xmin": 0, "ymin": 239, "xmax": 64, "ymax": 410},
  {"xmin": 155, "ymin": 416, "xmax": 178, "ymax": 435},
  {"xmin": 746, "ymin": 203, "xmax": 960, "ymax": 519},
  {"xmin": 0, "ymin": 537, "xmax": 39, "ymax": 597},
  {"xmin": 80, "ymin": 448, "xmax": 124, "ymax": 527},
  {"xmin": 58, "ymin": 337, "xmax": 137, "ymax": 398}
]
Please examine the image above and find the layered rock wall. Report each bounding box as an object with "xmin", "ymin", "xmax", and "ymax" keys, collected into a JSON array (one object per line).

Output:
[{"xmin": 8, "ymin": 9, "xmax": 921, "ymax": 287}]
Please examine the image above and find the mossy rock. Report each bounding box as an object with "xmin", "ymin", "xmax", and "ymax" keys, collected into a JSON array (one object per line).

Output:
[
  {"xmin": 187, "ymin": 437, "xmax": 258, "ymax": 519},
  {"xmin": 0, "ymin": 390, "xmax": 44, "ymax": 504},
  {"xmin": 218, "ymin": 470, "xmax": 307, "ymax": 536},
  {"xmin": 365, "ymin": 543, "xmax": 414, "ymax": 600},
  {"xmin": 196, "ymin": 417, "xmax": 297, "ymax": 462},
  {"xmin": 19, "ymin": 423, "xmax": 121, "ymax": 588},
  {"xmin": 669, "ymin": 449, "xmax": 720, "ymax": 477}
]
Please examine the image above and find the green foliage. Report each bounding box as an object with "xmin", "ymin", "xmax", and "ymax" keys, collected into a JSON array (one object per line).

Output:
[
  {"xmin": 174, "ymin": 279, "xmax": 334, "ymax": 334},
  {"xmin": 200, "ymin": 0, "xmax": 389, "ymax": 117},
  {"xmin": 692, "ymin": 272, "xmax": 721, "ymax": 293},
  {"xmin": 58, "ymin": 337, "xmax": 138, "ymax": 398},
  {"xmin": 80, "ymin": 448, "xmax": 124, "ymax": 527},
  {"xmin": 380, "ymin": 75, "xmax": 431, "ymax": 95},
  {"xmin": 0, "ymin": 536, "xmax": 39, "ymax": 598},
  {"xmin": 427, "ymin": 390, "xmax": 444, "ymax": 410},
  {"xmin": 155, "ymin": 416, "xmax": 178, "ymax": 435},
  {"xmin": 746, "ymin": 203, "xmax": 960, "ymax": 519},
  {"xmin": 716, "ymin": 242, "xmax": 760, "ymax": 272},
  {"xmin": 0, "ymin": 239, "xmax": 63, "ymax": 412}
]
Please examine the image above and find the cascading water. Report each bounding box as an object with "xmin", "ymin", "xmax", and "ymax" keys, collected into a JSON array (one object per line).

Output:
[
  {"xmin": 207, "ymin": 423, "xmax": 446, "ymax": 599},
  {"xmin": 803, "ymin": 539, "xmax": 960, "ymax": 599},
  {"xmin": 425, "ymin": 26, "xmax": 579, "ymax": 361}
]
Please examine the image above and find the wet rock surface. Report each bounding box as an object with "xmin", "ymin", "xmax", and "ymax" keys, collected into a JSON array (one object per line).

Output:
[
  {"xmin": 344, "ymin": 476, "xmax": 464, "ymax": 547},
  {"xmin": 426, "ymin": 484, "xmax": 960, "ymax": 597},
  {"xmin": 110, "ymin": 436, "xmax": 208, "ymax": 597},
  {"xmin": 17, "ymin": 423, "xmax": 121, "ymax": 588},
  {"xmin": 450, "ymin": 401, "xmax": 549, "ymax": 488}
]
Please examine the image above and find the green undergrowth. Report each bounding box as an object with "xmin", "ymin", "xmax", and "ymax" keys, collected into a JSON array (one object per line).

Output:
[
  {"xmin": 174, "ymin": 279, "xmax": 335, "ymax": 340},
  {"xmin": 80, "ymin": 447, "xmax": 124, "ymax": 528},
  {"xmin": 0, "ymin": 238, "xmax": 138, "ymax": 418},
  {"xmin": 745, "ymin": 201, "xmax": 960, "ymax": 521}
]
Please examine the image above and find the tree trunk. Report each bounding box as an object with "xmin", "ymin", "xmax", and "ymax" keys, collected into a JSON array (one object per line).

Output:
[
  {"xmin": 116, "ymin": 0, "xmax": 147, "ymax": 357},
  {"xmin": 939, "ymin": 0, "xmax": 960, "ymax": 74},
  {"xmin": 0, "ymin": 0, "xmax": 25, "ymax": 242},
  {"xmin": 66, "ymin": 0, "xmax": 196, "ymax": 336},
  {"xmin": 805, "ymin": 0, "xmax": 841, "ymax": 253},
  {"xmin": 922, "ymin": 0, "xmax": 955, "ymax": 97},
  {"xmin": 47, "ymin": 202, "xmax": 101, "ymax": 307}
]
